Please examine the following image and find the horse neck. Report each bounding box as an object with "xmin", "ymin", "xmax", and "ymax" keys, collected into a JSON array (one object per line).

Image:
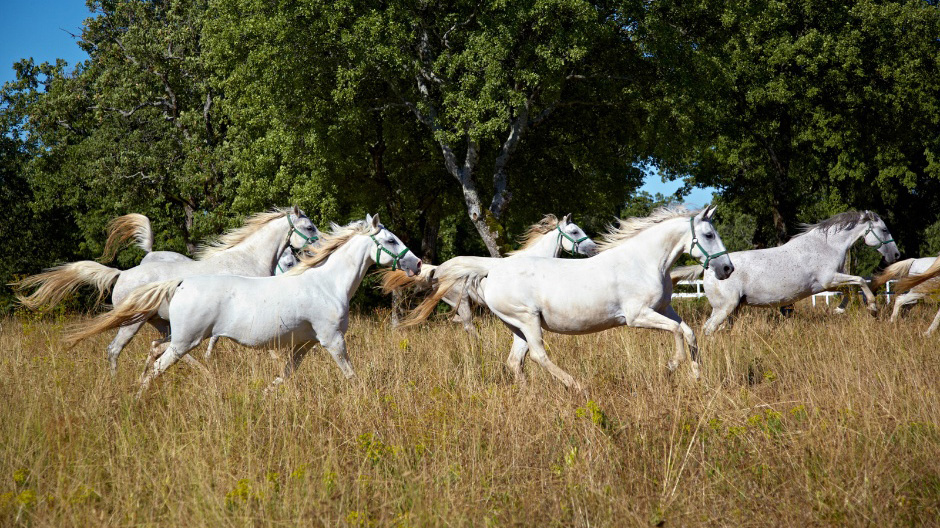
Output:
[
  {"xmin": 607, "ymin": 218, "xmax": 690, "ymax": 276},
  {"xmin": 514, "ymin": 231, "xmax": 560, "ymax": 258},
  {"xmin": 793, "ymin": 223, "xmax": 868, "ymax": 265},
  {"xmin": 213, "ymin": 217, "xmax": 289, "ymax": 274},
  {"xmin": 301, "ymin": 235, "xmax": 374, "ymax": 302}
]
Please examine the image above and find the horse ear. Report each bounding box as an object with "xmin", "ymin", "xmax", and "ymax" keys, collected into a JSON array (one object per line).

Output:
[
  {"xmin": 369, "ymin": 213, "xmax": 381, "ymax": 229},
  {"xmin": 292, "ymin": 205, "xmax": 300, "ymax": 216},
  {"xmin": 563, "ymin": 213, "xmax": 572, "ymax": 224},
  {"xmin": 705, "ymin": 205, "xmax": 717, "ymax": 219}
]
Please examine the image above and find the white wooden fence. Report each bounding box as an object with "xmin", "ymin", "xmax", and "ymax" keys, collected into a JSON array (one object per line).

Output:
[{"xmin": 672, "ymin": 279, "xmax": 897, "ymax": 306}]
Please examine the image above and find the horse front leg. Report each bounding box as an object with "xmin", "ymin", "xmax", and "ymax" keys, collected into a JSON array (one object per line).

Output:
[
  {"xmin": 827, "ymin": 273, "xmax": 878, "ymax": 313},
  {"xmin": 268, "ymin": 342, "xmax": 316, "ymax": 391},
  {"xmin": 927, "ymin": 307, "xmax": 940, "ymax": 337},
  {"xmin": 632, "ymin": 307, "xmax": 696, "ymax": 379},
  {"xmin": 664, "ymin": 305, "xmax": 700, "ymax": 379}
]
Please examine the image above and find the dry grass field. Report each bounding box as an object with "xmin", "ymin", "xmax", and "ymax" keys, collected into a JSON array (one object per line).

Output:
[{"xmin": 1, "ymin": 300, "xmax": 939, "ymax": 526}]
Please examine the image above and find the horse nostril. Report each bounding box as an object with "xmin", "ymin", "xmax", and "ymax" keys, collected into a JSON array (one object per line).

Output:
[
  {"xmin": 724, "ymin": 265, "xmax": 733, "ymax": 275},
  {"xmin": 894, "ymin": 252, "xmax": 900, "ymax": 260}
]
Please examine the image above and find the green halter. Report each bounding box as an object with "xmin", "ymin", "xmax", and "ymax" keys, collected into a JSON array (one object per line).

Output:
[
  {"xmin": 690, "ymin": 216, "xmax": 727, "ymax": 270},
  {"xmin": 371, "ymin": 232, "xmax": 411, "ymax": 271},
  {"xmin": 287, "ymin": 213, "xmax": 318, "ymax": 250},
  {"xmin": 556, "ymin": 225, "xmax": 589, "ymax": 255},
  {"xmin": 862, "ymin": 222, "xmax": 894, "ymax": 246}
]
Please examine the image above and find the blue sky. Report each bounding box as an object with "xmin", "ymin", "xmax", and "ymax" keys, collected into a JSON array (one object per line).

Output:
[{"xmin": 1, "ymin": 1, "xmax": 716, "ymax": 205}]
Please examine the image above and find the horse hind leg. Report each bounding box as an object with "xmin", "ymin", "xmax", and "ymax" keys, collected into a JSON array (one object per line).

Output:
[
  {"xmin": 106, "ymin": 321, "xmax": 146, "ymax": 376},
  {"xmin": 505, "ymin": 330, "xmax": 529, "ymax": 383},
  {"xmin": 517, "ymin": 320, "xmax": 582, "ymax": 391}
]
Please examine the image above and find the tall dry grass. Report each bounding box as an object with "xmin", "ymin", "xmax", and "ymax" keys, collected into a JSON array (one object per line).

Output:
[{"xmin": 1, "ymin": 301, "xmax": 938, "ymax": 526}]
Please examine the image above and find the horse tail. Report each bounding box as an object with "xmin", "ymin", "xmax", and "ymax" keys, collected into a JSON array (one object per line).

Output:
[
  {"xmin": 670, "ymin": 265, "xmax": 703, "ymax": 285},
  {"xmin": 13, "ymin": 261, "xmax": 122, "ymax": 310},
  {"xmin": 895, "ymin": 254, "xmax": 940, "ymax": 293},
  {"xmin": 65, "ymin": 279, "xmax": 182, "ymax": 347},
  {"xmin": 378, "ymin": 264, "xmax": 437, "ymax": 294},
  {"xmin": 870, "ymin": 258, "xmax": 915, "ymax": 290},
  {"xmin": 401, "ymin": 258, "xmax": 492, "ymax": 327},
  {"xmin": 99, "ymin": 214, "xmax": 154, "ymax": 262}
]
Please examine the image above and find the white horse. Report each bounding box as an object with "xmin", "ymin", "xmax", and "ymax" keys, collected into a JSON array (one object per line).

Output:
[
  {"xmin": 672, "ymin": 211, "xmax": 900, "ymax": 335},
  {"xmin": 99, "ymin": 212, "xmax": 305, "ymax": 358},
  {"xmin": 382, "ymin": 214, "xmax": 598, "ymax": 334},
  {"xmin": 66, "ymin": 215, "xmax": 421, "ymax": 397},
  {"xmin": 15, "ymin": 207, "xmax": 320, "ymax": 373},
  {"xmin": 888, "ymin": 254, "xmax": 940, "ymax": 335},
  {"xmin": 871, "ymin": 255, "xmax": 938, "ymax": 323},
  {"xmin": 403, "ymin": 206, "xmax": 733, "ymax": 389}
]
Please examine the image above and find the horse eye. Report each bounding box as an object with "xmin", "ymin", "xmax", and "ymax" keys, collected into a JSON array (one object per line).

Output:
[{"xmin": 705, "ymin": 233, "xmax": 714, "ymax": 239}]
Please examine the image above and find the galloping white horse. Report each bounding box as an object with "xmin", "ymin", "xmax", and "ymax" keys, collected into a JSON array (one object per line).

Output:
[
  {"xmin": 382, "ymin": 214, "xmax": 597, "ymax": 334},
  {"xmin": 672, "ymin": 211, "xmax": 900, "ymax": 335},
  {"xmin": 98, "ymin": 212, "xmax": 304, "ymax": 358},
  {"xmin": 15, "ymin": 207, "xmax": 320, "ymax": 373},
  {"xmin": 890, "ymin": 254, "xmax": 940, "ymax": 336},
  {"xmin": 403, "ymin": 206, "xmax": 733, "ymax": 389},
  {"xmin": 871, "ymin": 255, "xmax": 938, "ymax": 323},
  {"xmin": 66, "ymin": 215, "xmax": 421, "ymax": 397}
]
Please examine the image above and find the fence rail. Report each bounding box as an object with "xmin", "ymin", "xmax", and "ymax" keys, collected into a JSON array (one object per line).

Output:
[{"xmin": 672, "ymin": 279, "xmax": 898, "ymax": 306}]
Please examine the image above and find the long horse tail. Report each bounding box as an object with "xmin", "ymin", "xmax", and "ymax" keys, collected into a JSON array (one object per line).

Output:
[
  {"xmin": 99, "ymin": 213, "xmax": 154, "ymax": 262},
  {"xmin": 401, "ymin": 258, "xmax": 493, "ymax": 327},
  {"xmin": 670, "ymin": 265, "xmax": 704, "ymax": 286},
  {"xmin": 895, "ymin": 254, "xmax": 940, "ymax": 293},
  {"xmin": 65, "ymin": 279, "xmax": 182, "ymax": 347},
  {"xmin": 13, "ymin": 261, "xmax": 122, "ymax": 310},
  {"xmin": 378, "ymin": 264, "xmax": 437, "ymax": 294},
  {"xmin": 870, "ymin": 258, "xmax": 915, "ymax": 290}
]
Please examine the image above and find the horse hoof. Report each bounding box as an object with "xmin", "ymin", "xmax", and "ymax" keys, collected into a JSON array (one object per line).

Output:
[
  {"xmin": 667, "ymin": 360, "xmax": 679, "ymax": 372},
  {"xmin": 690, "ymin": 362, "xmax": 701, "ymax": 380},
  {"xmin": 834, "ymin": 308, "xmax": 846, "ymax": 315}
]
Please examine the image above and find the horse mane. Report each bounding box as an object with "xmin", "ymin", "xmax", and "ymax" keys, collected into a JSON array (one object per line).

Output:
[
  {"xmin": 795, "ymin": 210, "xmax": 878, "ymax": 238},
  {"xmin": 506, "ymin": 214, "xmax": 560, "ymax": 256},
  {"xmin": 194, "ymin": 208, "xmax": 291, "ymax": 259},
  {"xmin": 596, "ymin": 206, "xmax": 696, "ymax": 252},
  {"xmin": 287, "ymin": 220, "xmax": 375, "ymax": 274}
]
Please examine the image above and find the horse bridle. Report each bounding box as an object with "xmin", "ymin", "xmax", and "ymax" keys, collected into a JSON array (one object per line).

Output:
[
  {"xmin": 690, "ymin": 216, "xmax": 727, "ymax": 270},
  {"xmin": 556, "ymin": 225, "xmax": 589, "ymax": 255},
  {"xmin": 286, "ymin": 213, "xmax": 318, "ymax": 252},
  {"xmin": 371, "ymin": 230, "xmax": 411, "ymax": 271},
  {"xmin": 862, "ymin": 221, "xmax": 894, "ymax": 247}
]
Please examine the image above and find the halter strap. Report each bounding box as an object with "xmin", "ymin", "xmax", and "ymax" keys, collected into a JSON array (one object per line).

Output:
[
  {"xmin": 371, "ymin": 232, "xmax": 410, "ymax": 271},
  {"xmin": 556, "ymin": 225, "xmax": 589, "ymax": 255},
  {"xmin": 690, "ymin": 216, "xmax": 727, "ymax": 270},
  {"xmin": 286, "ymin": 213, "xmax": 318, "ymax": 251},
  {"xmin": 862, "ymin": 222, "xmax": 894, "ymax": 246}
]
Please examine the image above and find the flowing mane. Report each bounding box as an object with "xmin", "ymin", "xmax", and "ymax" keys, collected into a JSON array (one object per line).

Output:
[
  {"xmin": 195, "ymin": 209, "xmax": 290, "ymax": 259},
  {"xmin": 506, "ymin": 214, "xmax": 560, "ymax": 256},
  {"xmin": 796, "ymin": 211, "xmax": 878, "ymax": 238},
  {"xmin": 596, "ymin": 206, "xmax": 696, "ymax": 252},
  {"xmin": 287, "ymin": 220, "xmax": 375, "ymax": 274}
]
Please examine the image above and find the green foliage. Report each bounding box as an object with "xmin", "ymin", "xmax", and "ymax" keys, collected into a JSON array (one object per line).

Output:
[{"xmin": 3, "ymin": 0, "xmax": 940, "ymax": 312}]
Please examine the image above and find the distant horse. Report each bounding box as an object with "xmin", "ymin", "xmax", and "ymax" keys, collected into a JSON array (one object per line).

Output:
[
  {"xmin": 871, "ymin": 256, "xmax": 938, "ymax": 323},
  {"xmin": 381, "ymin": 214, "xmax": 598, "ymax": 334},
  {"xmin": 65, "ymin": 215, "xmax": 421, "ymax": 397},
  {"xmin": 404, "ymin": 206, "xmax": 733, "ymax": 389},
  {"xmin": 671, "ymin": 211, "xmax": 900, "ymax": 335},
  {"xmin": 15, "ymin": 207, "xmax": 320, "ymax": 373},
  {"xmin": 890, "ymin": 253, "xmax": 940, "ymax": 336}
]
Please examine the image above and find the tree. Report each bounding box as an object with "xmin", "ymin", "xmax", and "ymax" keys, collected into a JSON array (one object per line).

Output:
[{"xmin": 640, "ymin": 0, "xmax": 940, "ymax": 251}]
